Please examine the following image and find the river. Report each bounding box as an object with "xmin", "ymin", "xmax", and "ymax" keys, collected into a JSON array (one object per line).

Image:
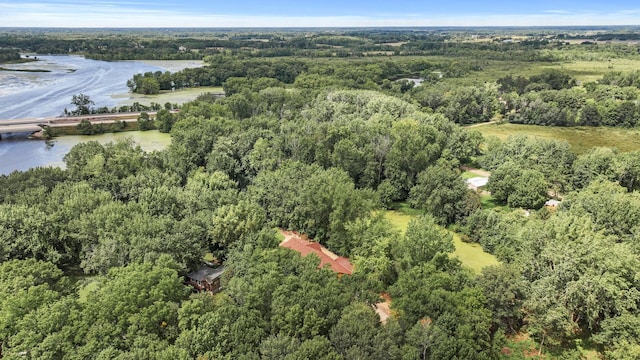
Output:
[
  {"xmin": 0, "ymin": 55, "xmax": 168, "ymax": 119},
  {"xmin": 0, "ymin": 55, "xmax": 179, "ymax": 175},
  {"xmin": 0, "ymin": 131, "xmax": 171, "ymax": 175}
]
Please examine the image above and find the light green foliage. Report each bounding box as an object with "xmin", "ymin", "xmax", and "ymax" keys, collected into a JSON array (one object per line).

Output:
[
  {"xmin": 390, "ymin": 261, "xmax": 497, "ymax": 360},
  {"xmin": 571, "ymin": 147, "xmax": 618, "ymax": 189},
  {"xmin": 518, "ymin": 213, "xmax": 640, "ymax": 346},
  {"xmin": 439, "ymin": 84, "xmax": 500, "ymax": 125},
  {"xmin": 481, "ymin": 134, "xmax": 574, "ymax": 194},
  {"xmin": 210, "ymin": 200, "xmax": 267, "ymax": 249},
  {"xmin": 561, "ymin": 179, "xmax": 640, "ymax": 240},
  {"xmin": 392, "ymin": 215, "xmax": 454, "ymax": 272},
  {"xmin": 0, "ymin": 259, "xmax": 72, "ymax": 358}
]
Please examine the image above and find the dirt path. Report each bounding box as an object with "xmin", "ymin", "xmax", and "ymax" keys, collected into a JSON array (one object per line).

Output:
[{"xmin": 465, "ymin": 120, "xmax": 498, "ymax": 128}]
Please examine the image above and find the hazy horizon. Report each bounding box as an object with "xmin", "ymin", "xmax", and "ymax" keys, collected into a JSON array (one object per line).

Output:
[{"xmin": 2, "ymin": 0, "xmax": 640, "ymax": 28}]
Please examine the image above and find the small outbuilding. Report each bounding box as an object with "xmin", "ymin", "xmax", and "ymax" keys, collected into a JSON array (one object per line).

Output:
[
  {"xmin": 186, "ymin": 265, "xmax": 225, "ymax": 293},
  {"xmin": 545, "ymin": 199, "xmax": 561, "ymax": 208},
  {"xmin": 465, "ymin": 177, "xmax": 489, "ymax": 192}
]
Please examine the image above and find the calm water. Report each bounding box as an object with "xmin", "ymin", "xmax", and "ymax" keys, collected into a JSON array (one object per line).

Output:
[
  {"xmin": 0, "ymin": 55, "xmax": 164, "ymax": 119},
  {"xmin": 0, "ymin": 55, "xmax": 170, "ymax": 175},
  {"xmin": 0, "ymin": 131, "xmax": 171, "ymax": 175}
]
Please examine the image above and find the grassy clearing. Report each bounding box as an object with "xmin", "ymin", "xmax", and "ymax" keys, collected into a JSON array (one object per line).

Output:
[
  {"xmin": 113, "ymin": 86, "xmax": 224, "ymax": 107},
  {"xmin": 477, "ymin": 123, "xmax": 640, "ymax": 154},
  {"xmin": 462, "ymin": 171, "xmax": 481, "ymax": 180},
  {"xmin": 451, "ymin": 232, "xmax": 499, "ymax": 273},
  {"xmin": 441, "ymin": 57, "xmax": 640, "ymax": 85},
  {"xmin": 54, "ymin": 130, "xmax": 171, "ymax": 152},
  {"xmin": 77, "ymin": 278, "xmax": 99, "ymax": 303},
  {"xmin": 544, "ymin": 58, "xmax": 640, "ymax": 83},
  {"xmin": 384, "ymin": 206, "xmax": 499, "ymax": 273},
  {"xmin": 479, "ymin": 193, "xmax": 511, "ymax": 212}
]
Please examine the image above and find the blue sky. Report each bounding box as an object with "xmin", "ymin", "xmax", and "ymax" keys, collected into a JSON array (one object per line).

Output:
[{"xmin": 2, "ymin": 0, "xmax": 640, "ymax": 27}]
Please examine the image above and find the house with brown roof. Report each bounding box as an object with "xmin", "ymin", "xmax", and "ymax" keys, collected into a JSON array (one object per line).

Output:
[
  {"xmin": 186, "ymin": 265, "xmax": 225, "ymax": 293},
  {"xmin": 279, "ymin": 230, "xmax": 353, "ymax": 275}
]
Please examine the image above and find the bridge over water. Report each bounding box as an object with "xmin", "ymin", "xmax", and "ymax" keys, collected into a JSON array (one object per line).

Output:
[{"xmin": 0, "ymin": 111, "xmax": 169, "ymax": 138}]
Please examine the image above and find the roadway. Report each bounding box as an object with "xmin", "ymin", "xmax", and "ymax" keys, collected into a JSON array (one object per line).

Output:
[{"xmin": 0, "ymin": 111, "xmax": 170, "ymax": 135}]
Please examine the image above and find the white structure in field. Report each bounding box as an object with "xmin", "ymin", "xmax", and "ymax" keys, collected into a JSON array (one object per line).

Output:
[{"xmin": 465, "ymin": 177, "xmax": 489, "ymax": 192}]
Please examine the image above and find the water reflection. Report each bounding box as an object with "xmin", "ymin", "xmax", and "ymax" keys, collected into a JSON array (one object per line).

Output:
[{"xmin": 0, "ymin": 131, "xmax": 171, "ymax": 175}]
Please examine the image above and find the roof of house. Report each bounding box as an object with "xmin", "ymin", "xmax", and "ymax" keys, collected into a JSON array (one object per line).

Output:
[
  {"xmin": 187, "ymin": 265, "xmax": 225, "ymax": 283},
  {"xmin": 545, "ymin": 199, "xmax": 561, "ymax": 207},
  {"xmin": 465, "ymin": 177, "xmax": 489, "ymax": 188},
  {"xmin": 279, "ymin": 231, "xmax": 353, "ymax": 275}
]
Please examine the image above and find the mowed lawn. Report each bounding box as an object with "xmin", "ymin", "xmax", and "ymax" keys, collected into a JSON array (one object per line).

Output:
[
  {"xmin": 384, "ymin": 210, "xmax": 499, "ymax": 273},
  {"xmin": 477, "ymin": 123, "xmax": 640, "ymax": 154}
]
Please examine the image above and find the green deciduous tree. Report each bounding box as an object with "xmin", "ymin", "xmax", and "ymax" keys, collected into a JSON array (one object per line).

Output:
[
  {"xmin": 409, "ymin": 163, "xmax": 479, "ymax": 225},
  {"xmin": 392, "ymin": 215, "xmax": 454, "ymax": 272},
  {"xmin": 71, "ymin": 93, "xmax": 94, "ymax": 115}
]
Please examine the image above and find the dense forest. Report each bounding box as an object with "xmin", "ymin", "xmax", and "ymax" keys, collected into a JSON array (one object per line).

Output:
[
  {"xmin": 4, "ymin": 28, "xmax": 640, "ymax": 359},
  {"xmin": 0, "ymin": 49, "xmax": 20, "ymax": 63}
]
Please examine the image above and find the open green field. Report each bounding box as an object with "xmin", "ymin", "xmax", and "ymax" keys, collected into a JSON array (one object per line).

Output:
[
  {"xmin": 477, "ymin": 123, "xmax": 640, "ymax": 154},
  {"xmin": 113, "ymin": 86, "xmax": 224, "ymax": 107},
  {"xmin": 384, "ymin": 209, "xmax": 499, "ymax": 273},
  {"xmin": 543, "ymin": 58, "xmax": 640, "ymax": 83},
  {"xmin": 434, "ymin": 56, "xmax": 640, "ymax": 85}
]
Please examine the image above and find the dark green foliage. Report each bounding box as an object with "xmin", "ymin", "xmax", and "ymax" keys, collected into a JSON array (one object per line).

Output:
[
  {"xmin": 409, "ymin": 164, "xmax": 480, "ymax": 225},
  {"xmin": 155, "ymin": 109, "xmax": 176, "ymax": 133},
  {"xmin": 0, "ymin": 167, "xmax": 67, "ymax": 203},
  {"xmin": 70, "ymin": 93, "xmax": 94, "ymax": 115},
  {"xmin": 0, "ymin": 49, "xmax": 20, "ymax": 62},
  {"xmin": 488, "ymin": 162, "xmax": 548, "ymax": 209},
  {"xmin": 498, "ymin": 70, "xmax": 576, "ymax": 94},
  {"xmin": 137, "ymin": 111, "xmax": 155, "ymax": 130},
  {"xmin": 8, "ymin": 29, "xmax": 640, "ymax": 359},
  {"xmin": 477, "ymin": 265, "xmax": 525, "ymax": 334},
  {"xmin": 390, "ymin": 260, "xmax": 498, "ymax": 360},
  {"xmin": 75, "ymin": 119, "xmax": 94, "ymax": 135},
  {"xmin": 249, "ymin": 161, "xmax": 375, "ymax": 255},
  {"xmin": 0, "ymin": 259, "xmax": 189, "ymax": 359},
  {"xmin": 392, "ymin": 215, "xmax": 455, "ymax": 272}
]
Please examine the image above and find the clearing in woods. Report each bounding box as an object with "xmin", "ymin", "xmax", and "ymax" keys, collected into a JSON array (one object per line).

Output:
[{"xmin": 384, "ymin": 206, "xmax": 499, "ymax": 273}]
